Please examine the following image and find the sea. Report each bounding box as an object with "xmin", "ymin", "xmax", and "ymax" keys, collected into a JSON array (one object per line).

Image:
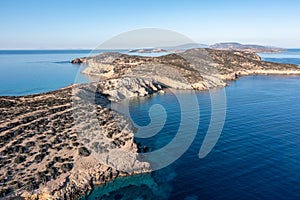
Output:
[{"xmin": 0, "ymin": 49, "xmax": 300, "ymax": 199}]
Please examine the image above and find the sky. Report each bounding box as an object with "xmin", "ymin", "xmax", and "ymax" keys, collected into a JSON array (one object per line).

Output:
[{"xmin": 1, "ymin": 0, "xmax": 300, "ymax": 49}]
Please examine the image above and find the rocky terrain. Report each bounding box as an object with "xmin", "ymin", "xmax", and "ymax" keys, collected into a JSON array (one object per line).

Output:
[
  {"xmin": 0, "ymin": 85, "xmax": 150, "ymax": 199},
  {"xmin": 205, "ymin": 48, "xmax": 300, "ymax": 78},
  {"xmin": 1, "ymin": 48, "xmax": 300, "ymax": 199}
]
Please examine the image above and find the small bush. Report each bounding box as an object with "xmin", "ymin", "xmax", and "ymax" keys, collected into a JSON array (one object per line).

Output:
[
  {"xmin": 34, "ymin": 154, "xmax": 45, "ymax": 162},
  {"xmin": 72, "ymin": 142, "xmax": 80, "ymax": 147},
  {"xmin": 46, "ymin": 161, "xmax": 54, "ymax": 168},
  {"xmin": 60, "ymin": 163, "xmax": 73, "ymax": 172},
  {"xmin": 13, "ymin": 145, "xmax": 26, "ymax": 153},
  {"xmin": 25, "ymin": 141, "xmax": 35, "ymax": 148},
  {"xmin": 78, "ymin": 147, "xmax": 90, "ymax": 156},
  {"xmin": 14, "ymin": 156, "xmax": 26, "ymax": 164},
  {"xmin": 0, "ymin": 188, "xmax": 13, "ymax": 198},
  {"xmin": 48, "ymin": 167, "xmax": 60, "ymax": 179},
  {"xmin": 27, "ymin": 181, "xmax": 39, "ymax": 191},
  {"xmin": 37, "ymin": 172, "xmax": 50, "ymax": 183},
  {"xmin": 53, "ymin": 156, "xmax": 64, "ymax": 163}
]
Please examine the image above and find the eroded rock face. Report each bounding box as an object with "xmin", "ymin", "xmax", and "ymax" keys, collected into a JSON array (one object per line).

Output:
[{"xmin": 98, "ymin": 77, "xmax": 164, "ymax": 102}]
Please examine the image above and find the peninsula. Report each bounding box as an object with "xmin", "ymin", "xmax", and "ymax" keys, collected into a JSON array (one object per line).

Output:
[{"xmin": 1, "ymin": 48, "xmax": 300, "ymax": 199}]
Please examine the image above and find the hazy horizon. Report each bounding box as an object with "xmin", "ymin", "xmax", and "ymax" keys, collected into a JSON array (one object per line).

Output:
[
  {"xmin": 1, "ymin": 0, "xmax": 300, "ymax": 49},
  {"xmin": 0, "ymin": 41, "xmax": 298, "ymax": 50}
]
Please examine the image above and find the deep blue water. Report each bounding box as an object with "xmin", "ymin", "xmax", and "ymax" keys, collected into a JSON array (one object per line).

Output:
[{"xmin": 84, "ymin": 49, "xmax": 300, "ymax": 200}]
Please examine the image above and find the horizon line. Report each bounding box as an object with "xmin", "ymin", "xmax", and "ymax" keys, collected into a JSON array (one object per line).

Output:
[{"xmin": 0, "ymin": 42, "xmax": 298, "ymax": 51}]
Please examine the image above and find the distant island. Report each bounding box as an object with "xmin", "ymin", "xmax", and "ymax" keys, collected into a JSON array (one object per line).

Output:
[
  {"xmin": 128, "ymin": 48, "xmax": 168, "ymax": 53},
  {"xmin": 1, "ymin": 48, "xmax": 299, "ymax": 199},
  {"xmin": 209, "ymin": 42, "xmax": 284, "ymax": 53},
  {"xmin": 92, "ymin": 42, "xmax": 285, "ymax": 55}
]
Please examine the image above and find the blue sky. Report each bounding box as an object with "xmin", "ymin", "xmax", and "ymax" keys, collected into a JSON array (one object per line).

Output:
[{"xmin": 1, "ymin": 0, "xmax": 300, "ymax": 49}]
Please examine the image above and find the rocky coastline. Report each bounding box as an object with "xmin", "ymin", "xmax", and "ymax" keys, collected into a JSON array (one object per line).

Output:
[{"xmin": 1, "ymin": 48, "xmax": 300, "ymax": 199}]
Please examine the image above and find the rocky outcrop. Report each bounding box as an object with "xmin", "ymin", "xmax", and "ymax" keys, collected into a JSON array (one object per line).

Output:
[
  {"xmin": 70, "ymin": 57, "xmax": 87, "ymax": 64},
  {"xmin": 98, "ymin": 77, "xmax": 164, "ymax": 102}
]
